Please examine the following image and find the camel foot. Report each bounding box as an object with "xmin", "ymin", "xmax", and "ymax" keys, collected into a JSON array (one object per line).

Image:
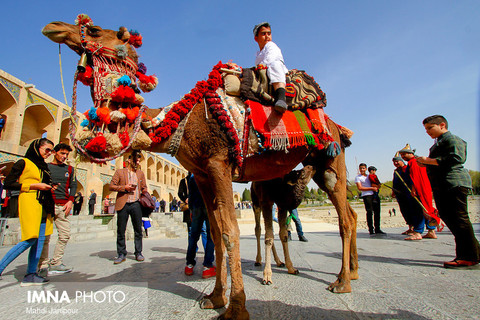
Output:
[
  {"xmin": 287, "ymin": 268, "xmax": 299, "ymax": 275},
  {"xmin": 350, "ymin": 270, "xmax": 359, "ymax": 280},
  {"xmin": 276, "ymin": 262, "xmax": 285, "ymax": 268},
  {"xmin": 200, "ymin": 293, "xmax": 227, "ymax": 309},
  {"xmin": 261, "ymin": 279, "xmax": 272, "ymax": 285},
  {"xmin": 254, "ymin": 262, "xmax": 262, "ymax": 267},
  {"xmin": 327, "ymin": 279, "xmax": 352, "ymax": 293},
  {"xmin": 218, "ymin": 305, "xmax": 250, "ymax": 320}
]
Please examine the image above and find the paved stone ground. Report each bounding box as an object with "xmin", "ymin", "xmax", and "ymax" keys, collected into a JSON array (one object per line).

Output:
[{"xmin": 0, "ymin": 222, "xmax": 479, "ymax": 320}]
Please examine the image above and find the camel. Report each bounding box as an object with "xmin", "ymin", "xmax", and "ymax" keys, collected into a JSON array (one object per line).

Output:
[
  {"xmin": 42, "ymin": 17, "xmax": 358, "ymax": 320},
  {"xmin": 251, "ymin": 165, "xmax": 314, "ymax": 285}
]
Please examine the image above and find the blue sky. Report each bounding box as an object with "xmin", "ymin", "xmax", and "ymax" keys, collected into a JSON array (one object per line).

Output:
[{"xmin": 1, "ymin": 0, "xmax": 479, "ymax": 192}]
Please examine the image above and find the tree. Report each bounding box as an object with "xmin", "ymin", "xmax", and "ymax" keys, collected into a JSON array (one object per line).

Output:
[
  {"xmin": 304, "ymin": 187, "xmax": 312, "ymax": 204},
  {"xmin": 469, "ymin": 170, "xmax": 480, "ymax": 195},
  {"xmin": 242, "ymin": 188, "xmax": 251, "ymax": 201}
]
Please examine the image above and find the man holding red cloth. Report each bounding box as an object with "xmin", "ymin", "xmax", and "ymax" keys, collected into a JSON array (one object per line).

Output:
[{"xmin": 398, "ymin": 144, "xmax": 439, "ymax": 240}]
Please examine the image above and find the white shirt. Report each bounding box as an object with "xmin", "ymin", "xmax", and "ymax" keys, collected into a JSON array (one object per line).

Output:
[
  {"xmin": 355, "ymin": 174, "xmax": 373, "ymax": 197},
  {"xmin": 255, "ymin": 41, "xmax": 288, "ymax": 72}
]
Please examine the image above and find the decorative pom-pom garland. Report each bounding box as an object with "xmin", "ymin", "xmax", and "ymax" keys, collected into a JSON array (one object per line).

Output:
[{"xmin": 149, "ymin": 61, "xmax": 243, "ymax": 167}]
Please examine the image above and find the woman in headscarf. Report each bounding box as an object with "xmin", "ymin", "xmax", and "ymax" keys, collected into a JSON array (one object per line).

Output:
[{"xmin": 0, "ymin": 138, "xmax": 55, "ymax": 286}]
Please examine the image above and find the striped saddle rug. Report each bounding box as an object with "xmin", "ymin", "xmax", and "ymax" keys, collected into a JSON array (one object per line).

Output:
[{"xmin": 245, "ymin": 100, "xmax": 334, "ymax": 152}]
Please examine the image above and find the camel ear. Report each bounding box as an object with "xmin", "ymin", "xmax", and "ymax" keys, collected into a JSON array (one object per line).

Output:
[{"xmin": 117, "ymin": 26, "xmax": 130, "ymax": 42}]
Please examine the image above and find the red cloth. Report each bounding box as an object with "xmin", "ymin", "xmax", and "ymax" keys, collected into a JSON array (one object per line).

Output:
[
  {"xmin": 368, "ymin": 174, "xmax": 381, "ymax": 188},
  {"xmin": 407, "ymin": 158, "xmax": 440, "ymax": 224}
]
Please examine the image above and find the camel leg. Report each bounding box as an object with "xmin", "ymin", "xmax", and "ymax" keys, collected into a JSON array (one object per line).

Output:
[
  {"xmin": 195, "ymin": 165, "xmax": 249, "ymax": 320},
  {"xmin": 194, "ymin": 175, "xmax": 228, "ymax": 310},
  {"xmin": 348, "ymin": 203, "xmax": 359, "ymax": 280},
  {"xmin": 271, "ymin": 241, "xmax": 285, "ymax": 267},
  {"xmin": 277, "ymin": 208, "xmax": 298, "ymax": 275},
  {"xmin": 251, "ymin": 189, "xmax": 263, "ymax": 266},
  {"xmin": 261, "ymin": 201, "xmax": 278, "ymax": 285},
  {"xmin": 317, "ymin": 164, "xmax": 355, "ymax": 293}
]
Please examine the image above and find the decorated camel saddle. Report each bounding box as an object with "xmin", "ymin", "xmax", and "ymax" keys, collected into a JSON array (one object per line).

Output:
[{"xmin": 63, "ymin": 14, "xmax": 352, "ymax": 167}]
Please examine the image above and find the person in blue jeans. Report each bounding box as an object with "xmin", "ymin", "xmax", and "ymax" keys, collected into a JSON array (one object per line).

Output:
[
  {"xmin": 184, "ymin": 174, "xmax": 216, "ymax": 279},
  {"xmin": 0, "ymin": 138, "xmax": 55, "ymax": 286},
  {"xmin": 287, "ymin": 209, "xmax": 308, "ymax": 242}
]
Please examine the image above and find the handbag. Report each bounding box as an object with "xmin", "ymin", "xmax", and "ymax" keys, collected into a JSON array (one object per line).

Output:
[
  {"xmin": 139, "ymin": 191, "xmax": 155, "ymax": 210},
  {"xmin": 179, "ymin": 201, "xmax": 189, "ymax": 212}
]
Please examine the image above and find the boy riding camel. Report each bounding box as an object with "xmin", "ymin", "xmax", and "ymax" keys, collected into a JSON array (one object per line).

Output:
[{"xmin": 253, "ymin": 22, "xmax": 289, "ymax": 113}]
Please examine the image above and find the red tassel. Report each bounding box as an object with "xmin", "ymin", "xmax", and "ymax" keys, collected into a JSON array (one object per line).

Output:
[
  {"xmin": 111, "ymin": 86, "xmax": 136, "ymax": 103},
  {"xmin": 118, "ymin": 131, "xmax": 129, "ymax": 147},
  {"xmin": 85, "ymin": 133, "xmax": 107, "ymax": 152}
]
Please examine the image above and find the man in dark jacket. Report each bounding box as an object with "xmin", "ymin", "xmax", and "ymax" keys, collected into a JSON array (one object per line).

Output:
[{"xmin": 88, "ymin": 189, "xmax": 96, "ymax": 215}]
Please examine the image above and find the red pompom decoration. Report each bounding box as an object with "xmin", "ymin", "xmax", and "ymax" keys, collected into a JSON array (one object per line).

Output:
[
  {"xmin": 129, "ymin": 34, "xmax": 143, "ymax": 48},
  {"xmin": 77, "ymin": 65, "xmax": 94, "ymax": 86},
  {"xmin": 111, "ymin": 85, "xmax": 136, "ymax": 103},
  {"xmin": 85, "ymin": 133, "xmax": 107, "ymax": 152}
]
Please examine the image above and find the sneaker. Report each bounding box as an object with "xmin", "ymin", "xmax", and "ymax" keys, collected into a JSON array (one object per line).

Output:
[
  {"xmin": 375, "ymin": 230, "xmax": 387, "ymax": 235},
  {"xmin": 135, "ymin": 253, "xmax": 145, "ymax": 262},
  {"xmin": 48, "ymin": 264, "xmax": 73, "ymax": 275},
  {"xmin": 185, "ymin": 264, "xmax": 194, "ymax": 276},
  {"xmin": 37, "ymin": 268, "xmax": 48, "ymax": 278},
  {"xmin": 114, "ymin": 254, "xmax": 126, "ymax": 265},
  {"xmin": 20, "ymin": 273, "xmax": 49, "ymax": 287},
  {"xmin": 202, "ymin": 266, "xmax": 216, "ymax": 279}
]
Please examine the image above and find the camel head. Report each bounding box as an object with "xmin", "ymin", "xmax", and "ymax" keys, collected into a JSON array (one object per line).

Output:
[{"xmin": 42, "ymin": 15, "xmax": 138, "ymax": 63}]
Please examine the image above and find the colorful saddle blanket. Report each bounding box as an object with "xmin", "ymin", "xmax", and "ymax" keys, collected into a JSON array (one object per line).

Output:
[
  {"xmin": 245, "ymin": 100, "xmax": 333, "ymax": 152},
  {"xmin": 240, "ymin": 68, "xmax": 327, "ymax": 110}
]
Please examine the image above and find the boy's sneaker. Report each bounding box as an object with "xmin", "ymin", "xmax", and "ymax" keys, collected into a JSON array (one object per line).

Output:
[
  {"xmin": 202, "ymin": 266, "xmax": 216, "ymax": 279},
  {"xmin": 48, "ymin": 264, "xmax": 73, "ymax": 275},
  {"xmin": 20, "ymin": 273, "xmax": 49, "ymax": 287},
  {"xmin": 185, "ymin": 264, "xmax": 194, "ymax": 276},
  {"xmin": 37, "ymin": 268, "xmax": 48, "ymax": 278}
]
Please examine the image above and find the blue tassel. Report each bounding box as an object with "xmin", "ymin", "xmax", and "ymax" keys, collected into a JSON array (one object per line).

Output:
[
  {"xmin": 80, "ymin": 119, "xmax": 89, "ymax": 127},
  {"xmin": 88, "ymin": 107, "xmax": 99, "ymax": 121},
  {"xmin": 117, "ymin": 75, "xmax": 131, "ymax": 86},
  {"xmin": 326, "ymin": 141, "xmax": 341, "ymax": 158}
]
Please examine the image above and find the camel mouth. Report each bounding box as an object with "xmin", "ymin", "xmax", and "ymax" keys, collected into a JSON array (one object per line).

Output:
[
  {"xmin": 41, "ymin": 28, "xmax": 60, "ymax": 37},
  {"xmin": 42, "ymin": 21, "xmax": 73, "ymax": 42}
]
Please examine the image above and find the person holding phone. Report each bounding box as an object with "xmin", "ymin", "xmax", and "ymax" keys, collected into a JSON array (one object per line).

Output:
[
  {"xmin": 0, "ymin": 138, "xmax": 55, "ymax": 286},
  {"xmin": 109, "ymin": 151, "xmax": 147, "ymax": 264}
]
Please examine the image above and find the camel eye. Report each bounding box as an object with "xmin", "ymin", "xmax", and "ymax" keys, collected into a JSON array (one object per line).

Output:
[{"xmin": 87, "ymin": 26, "xmax": 102, "ymax": 37}]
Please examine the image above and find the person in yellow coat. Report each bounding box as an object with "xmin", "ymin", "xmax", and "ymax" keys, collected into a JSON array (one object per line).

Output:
[{"xmin": 1, "ymin": 138, "xmax": 55, "ymax": 286}]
